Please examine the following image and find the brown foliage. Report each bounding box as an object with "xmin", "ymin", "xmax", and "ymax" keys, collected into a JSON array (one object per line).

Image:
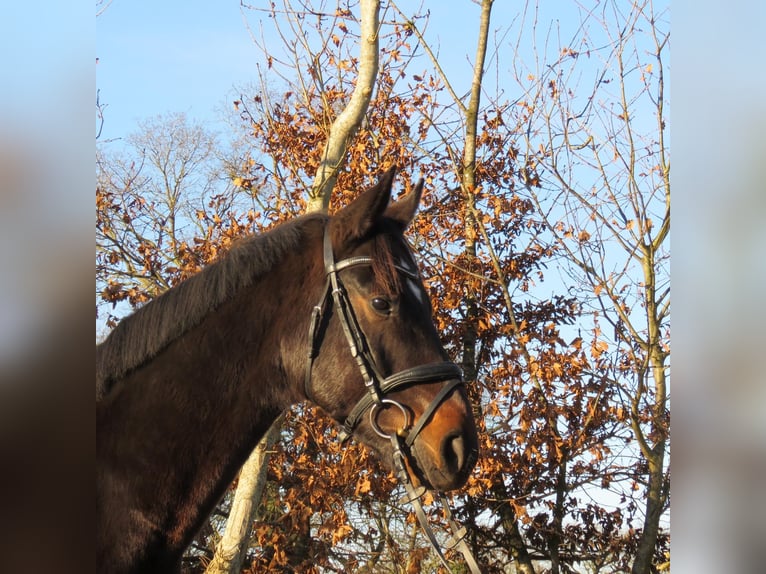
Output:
[{"xmin": 97, "ymin": 1, "xmax": 669, "ymax": 571}]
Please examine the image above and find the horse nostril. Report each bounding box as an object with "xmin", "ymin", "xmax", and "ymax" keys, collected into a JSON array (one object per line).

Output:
[{"xmin": 441, "ymin": 432, "xmax": 466, "ymax": 475}]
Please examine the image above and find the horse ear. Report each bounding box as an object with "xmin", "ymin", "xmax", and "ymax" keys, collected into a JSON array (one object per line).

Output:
[
  {"xmin": 384, "ymin": 177, "xmax": 423, "ymax": 230},
  {"xmin": 332, "ymin": 166, "xmax": 397, "ymax": 243}
]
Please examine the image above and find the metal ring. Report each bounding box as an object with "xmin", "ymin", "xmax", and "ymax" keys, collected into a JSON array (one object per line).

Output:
[{"xmin": 369, "ymin": 399, "xmax": 411, "ymax": 439}]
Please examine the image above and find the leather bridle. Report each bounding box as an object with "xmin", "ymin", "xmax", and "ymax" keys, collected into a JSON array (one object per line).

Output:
[
  {"xmin": 304, "ymin": 226, "xmax": 483, "ymax": 573},
  {"xmin": 304, "ymin": 227, "xmax": 465, "ymax": 446}
]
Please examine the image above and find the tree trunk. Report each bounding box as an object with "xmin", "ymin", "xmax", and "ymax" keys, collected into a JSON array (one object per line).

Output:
[
  {"xmin": 493, "ymin": 480, "xmax": 537, "ymax": 574},
  {"xmin": 631, "ymin": 295, "xmax": 669, "ymax": 574},
  {"xmin": 459, "ymin": 0, "xmax": 492, "ymax": 382},
  {"xmin": 631, "ymin": 441, "xmax": 666, "ymax": 574},
  {"xmin": 631, "ymin": 227, "xmax": 670, "ymax": 574},
  {"xmin": 204, "ymin": 415, "xmax": 283, "ymax": 574},
  {"xmin": 307, "ymin": 0, "xmax": 381, "ymax": 212},
  {"xmin": 549, "ymin": 459, "xmax": 567, "ymax": 574}
]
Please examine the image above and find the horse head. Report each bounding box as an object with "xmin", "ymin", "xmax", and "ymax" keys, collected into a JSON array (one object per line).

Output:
[{"xmin": 304, "ymin": 167, "xmax": 479, "ymax": 491}]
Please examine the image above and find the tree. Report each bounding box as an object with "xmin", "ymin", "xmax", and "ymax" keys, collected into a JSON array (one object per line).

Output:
[
  {"xmin": 97, "ymin": 1, "xmax": 670, "ymax": 571},
  {"xmin": 379, "ymin": 1, "xmax": 670, "ymax": 571},
  {"xmin": 506, "ymin": 0, "xmax": 670, "ymax": 570},
  {"xmin": 97, "ymin": 112, "xmax": 248, "ymax": 327},
  {"xmin": 308, "ymin": 0, "xmax": 381, "ymax": 211}
]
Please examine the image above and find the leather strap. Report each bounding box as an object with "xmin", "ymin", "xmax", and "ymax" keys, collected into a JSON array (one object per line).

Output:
[
  {"xmin": 391, "ymin": 435, "xmax": 484, "ymax": 573},
  {"xmin": 390, "ymin": 435, "xmax": 455, "ymax": 572},
  {"xmin": 404, "ymin": 378, "xmax": 463, "ymax": 448},
  {"xmin": 439, "ymin": 493, "xmax": 484, "ymax": 573},
  {"xmin": 305, "ymin": 225, "xmax": 482, "ymax": 572},
  {"xmin": 341, "ymin": 363, "xmax": 463, "ymax": 440}
]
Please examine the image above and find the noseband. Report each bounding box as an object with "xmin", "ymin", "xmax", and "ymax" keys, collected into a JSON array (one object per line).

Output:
[
  {"xmin": 305, "ymin": 227, "xmax": 464, "ymax": 445},
  {"xmin": 303, "ymin": 225, "xmax": 482, "ymax": 573}
]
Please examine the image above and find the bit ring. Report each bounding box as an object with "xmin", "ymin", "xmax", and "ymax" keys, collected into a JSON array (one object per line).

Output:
[{"xmin": 370, "ymin": 399, "xmax": 411, "ymax": 439}]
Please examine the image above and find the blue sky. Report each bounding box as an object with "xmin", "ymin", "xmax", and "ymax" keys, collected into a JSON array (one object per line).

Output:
[
  {"xmin": 97, "ymin": 1, "xmax": 255, "ymax": 139},
  {"xmin": 93, "ymin": 3, "xmax": 766, "ymax": 571},
  {"xmin": 96, "ymin": 0, "xmax": 573, "ymax": 142}
]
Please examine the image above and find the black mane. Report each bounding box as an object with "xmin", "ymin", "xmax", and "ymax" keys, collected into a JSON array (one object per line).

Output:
[{"xmin": 96, "ymin": 214, "xmax": 322, "ymax": 400}]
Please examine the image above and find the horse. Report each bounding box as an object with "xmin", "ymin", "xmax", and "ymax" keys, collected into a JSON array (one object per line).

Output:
[{"xmin": 96, "ymin": 167, "xmax": 479, "ymax": 573}]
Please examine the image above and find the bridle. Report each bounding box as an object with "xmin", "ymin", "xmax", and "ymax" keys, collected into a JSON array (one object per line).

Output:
[
  {"xmin": 304, "ymin": 226, "xmax": 483, "ymax": 573},
  {"xmin": 305, "ymin": 226, "xmax": 464, "ymax": 445}
]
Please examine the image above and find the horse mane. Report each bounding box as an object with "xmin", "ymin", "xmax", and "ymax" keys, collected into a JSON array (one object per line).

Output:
[
  {"xmin": 370, "ymin": 220, "xmax": 407, "ymax": 296},
  {"xmin": 96, "ymin": 214, "xmax": 324, "ymax": 400}
]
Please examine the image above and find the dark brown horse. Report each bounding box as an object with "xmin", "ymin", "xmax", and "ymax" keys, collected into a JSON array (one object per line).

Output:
[{"xmin": 96, "ymin": 167, "xmax": 479, "ymax": 573}]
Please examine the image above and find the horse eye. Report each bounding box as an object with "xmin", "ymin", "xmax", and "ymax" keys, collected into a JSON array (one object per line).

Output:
[{"xmin": 370, "ymin": 297, "xmax": 391, "ymax": 313}]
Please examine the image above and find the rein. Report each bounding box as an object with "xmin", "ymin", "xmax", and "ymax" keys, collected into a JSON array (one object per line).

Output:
[{"xmin": 305, "ymin": 227, "xmax": 483, "ymax": 573}]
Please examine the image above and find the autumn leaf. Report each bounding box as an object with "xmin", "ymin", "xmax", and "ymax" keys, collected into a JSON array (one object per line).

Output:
[
  {"xmin": 591, "ymin": 340, "xmax": 609, "ymax": 359},
  {"xmin": 332, "ymin": 523, "xmax": 353, "ymax": 544},
  {"xmin": 355, "ymin": 474, "xmax": 371, "ymax": 496}
]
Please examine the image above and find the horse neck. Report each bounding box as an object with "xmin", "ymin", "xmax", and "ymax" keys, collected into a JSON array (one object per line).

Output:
[{"xmin": 97, "ymin": 251, "xmax": 317, "ymax": 568}]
